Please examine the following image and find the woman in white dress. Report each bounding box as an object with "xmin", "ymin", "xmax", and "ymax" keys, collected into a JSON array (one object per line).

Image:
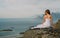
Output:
[{"xmin": 31, "ymin": 9, "xmax": 53, "ymax": 29}]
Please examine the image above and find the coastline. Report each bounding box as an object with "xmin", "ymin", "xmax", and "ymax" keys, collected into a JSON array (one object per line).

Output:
[
  {"xmin": 23, "ymin": 19, "xmax": 60, "ymax": 38},
  {"xmin": 0, "ymin": 19, "xmax": 60, "ymax": 38}
]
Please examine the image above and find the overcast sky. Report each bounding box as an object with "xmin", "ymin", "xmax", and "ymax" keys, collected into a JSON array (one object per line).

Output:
[{"xmin": 0, "ymin": 0, "xmax": 60, "ymax": 18}]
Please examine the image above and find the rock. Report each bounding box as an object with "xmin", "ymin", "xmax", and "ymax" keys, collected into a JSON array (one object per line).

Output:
[
  {"xmin": 20, "ymin": 32, "xmax": 24, "ymax": 34},
  {"xmin": 23, "ymin": 19, "xmax": 60, "ymax": 38},
  {"xmin": 54, "ymin": 19, "xmax": 60, "ymax": 29},
  {"xmin": 0, "ymin": 29, "xmax": 13, "ymax": 32},
  {"xmin": 23, "ymin": 28, "xmax": 60, "ymax": 38}
]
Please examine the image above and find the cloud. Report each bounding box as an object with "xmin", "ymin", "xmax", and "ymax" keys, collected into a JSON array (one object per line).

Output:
[{"xmin": 0, "ymin": 0, "xmax": 60, "ymax": 18}]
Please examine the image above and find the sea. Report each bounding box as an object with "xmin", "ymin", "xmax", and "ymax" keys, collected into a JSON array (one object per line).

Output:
[{"xmin": 0, "ymin": 13, "xmax": 60, "ymax": 37}]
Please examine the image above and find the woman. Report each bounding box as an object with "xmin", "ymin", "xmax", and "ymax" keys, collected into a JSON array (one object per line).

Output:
[{"xmin": 31, "ymin": 9, "xmax": 53, "ymax": 29}]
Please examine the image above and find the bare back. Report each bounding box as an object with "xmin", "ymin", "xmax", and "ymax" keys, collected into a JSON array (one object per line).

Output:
[{"xmin": 44, "ymin": 14, "xmax": 52, "ymax": 21}]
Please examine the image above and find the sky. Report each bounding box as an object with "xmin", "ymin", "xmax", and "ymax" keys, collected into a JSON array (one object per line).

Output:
[{"xmin": 0, "ymin": 0, "xmax": 60, "ymax": 18}]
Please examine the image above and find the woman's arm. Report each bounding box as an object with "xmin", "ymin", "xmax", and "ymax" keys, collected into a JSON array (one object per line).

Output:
[{"xmin": 42, "ymin": 16, "xmax": 45, "ymax": 24}]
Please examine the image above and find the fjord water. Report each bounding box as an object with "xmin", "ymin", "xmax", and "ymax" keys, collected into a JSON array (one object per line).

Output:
[{"xmin": 0, "ymin": 18, "xmax": 42, "ymax": 36}]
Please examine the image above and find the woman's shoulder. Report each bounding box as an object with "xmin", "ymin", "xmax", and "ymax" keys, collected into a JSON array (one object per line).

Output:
[
  {"xmin": 49, "ymin": 15, "xmax": 52, "ymax": 19},
  {"xmin": 44, "ymin": 15, "xmax": 47, "ymax": 19},
  {"xmin": 44, "ymin": 15, "xmax": 52, "ymax": 18},
  {"xmin": 49, "ymin": 15, "xmax": 52, "ymax": 17}
]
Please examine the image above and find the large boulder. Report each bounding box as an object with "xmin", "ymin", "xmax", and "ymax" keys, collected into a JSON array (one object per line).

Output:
[
  {"xmin": 23, "ymin": 27, "xmax": 60, "ymax": 38},
  {"xmin": 54, "ymin": 19, "xmax": 60, "ymax": 29},
  {"xmin": 23, "ymin": 19, "xmax": 60, "ymax": 38}
]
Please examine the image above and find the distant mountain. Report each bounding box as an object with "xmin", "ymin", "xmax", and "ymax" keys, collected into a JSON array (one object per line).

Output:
[
  {"xmin": 52, "ymin": 12, "xmax": 60, "ymax": 21},
  {"xmin": 34, "ymin": 12, "xmax": 60, "ymax": 22},
  {"xmin": 32, "ymin": 14, "xmax": 43, "ymax": 20}
]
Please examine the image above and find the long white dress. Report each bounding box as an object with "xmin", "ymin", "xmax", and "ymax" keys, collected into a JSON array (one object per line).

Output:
[{"xmin": 31, "ymin": 18, "xmax": 51, "ymax": 29}]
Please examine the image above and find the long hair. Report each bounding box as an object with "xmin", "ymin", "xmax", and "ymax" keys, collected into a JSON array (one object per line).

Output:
[{"xmin": 45, "ymin": 9, "xmax": 51, "ymax": 15}]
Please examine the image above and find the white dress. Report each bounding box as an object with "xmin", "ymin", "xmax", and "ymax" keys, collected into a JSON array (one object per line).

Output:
[{"xmin": 31, "ymin": 19, "xmax": 51, "ymax": 29}]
